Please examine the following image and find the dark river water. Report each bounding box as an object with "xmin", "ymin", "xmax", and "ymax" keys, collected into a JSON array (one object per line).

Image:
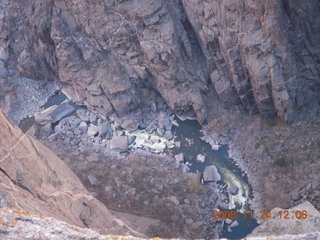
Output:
[{"xmin": 171, "ymin": 119, "xmax": 258, "ymax": 239}]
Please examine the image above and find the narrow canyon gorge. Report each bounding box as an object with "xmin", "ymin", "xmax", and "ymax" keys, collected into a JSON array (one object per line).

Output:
[{"xmin": 0, "ymin": 0, "xmax": 319, "ymax": 239}]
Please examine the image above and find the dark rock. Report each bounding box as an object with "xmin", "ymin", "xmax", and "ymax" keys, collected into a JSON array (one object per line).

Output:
[
  {"xmin": 38, "ymin": 123, "xmax": 52, "ymax": 139},
  {"xmin": 97, "ymin": 122, "xmax": 111, "ymax": 138},
  {"xmin": 35, "ymin": 102, "xmax": 75, "ymax": 125},
  {"xmin": 228, "ymin": 186, "xmax": 239, "ymax": 195}
]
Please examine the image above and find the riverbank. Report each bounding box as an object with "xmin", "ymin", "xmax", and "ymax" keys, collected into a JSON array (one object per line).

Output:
[{"xmin": 203, "ymin": 106, "xmax": 320, "ymax": 215}]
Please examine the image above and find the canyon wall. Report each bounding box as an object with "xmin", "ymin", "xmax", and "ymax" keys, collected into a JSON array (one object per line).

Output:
[
  {"xmin": 0, "ymin": 110, "xmax": 136, "ymax": 236},
  {"xmin": 1, "ymin": 0, "xmax": 319, "ymax": 124}
]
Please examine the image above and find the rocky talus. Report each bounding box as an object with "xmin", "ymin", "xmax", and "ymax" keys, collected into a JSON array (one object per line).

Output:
[
  {"xmin": 0, "ymin": 110, "xmax": 138, "ymax": 237},
  {"xmin": 0, "ymin": 0, "xmax": 319, "ymax": 124}
]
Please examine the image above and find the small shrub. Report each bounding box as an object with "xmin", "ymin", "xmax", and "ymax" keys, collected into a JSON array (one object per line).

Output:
[
  {"xmin": 188, "ymin": 178, "xmax": 202, "ymax": 194},
  {"xmin": 274, "ymin": 157, "xmax": 294, "ymax": 167},
  {"xmin": 267, "ymin": 118, "xmax": 277, "ymax": 127}
]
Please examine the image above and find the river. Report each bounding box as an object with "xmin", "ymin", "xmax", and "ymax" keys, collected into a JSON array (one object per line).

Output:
[{"xmin": 171, "ymin": 119, "xmax": 258, "ymax": 239}]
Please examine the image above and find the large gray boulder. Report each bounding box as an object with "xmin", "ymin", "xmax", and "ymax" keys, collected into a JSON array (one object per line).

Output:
[
  {"xmin": 203, "ymin": 165, "xmax": 221, "ymax": 182},
  {"xmin": 34, "ymin": 102, "xmax": 75, "ymax": 125},
  {"xmin": 110, "ymin": 136, "xmax": 129, "ymax": 152}
]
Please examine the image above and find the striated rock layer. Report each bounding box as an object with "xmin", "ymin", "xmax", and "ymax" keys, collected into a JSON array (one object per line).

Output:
[
  {"xmin": 1, "ymin": 0, "xmax": 319, "ymax": 123},
  {"xmin": 0, "ymin": 110, "xmax": 139, "ymax": 236}
]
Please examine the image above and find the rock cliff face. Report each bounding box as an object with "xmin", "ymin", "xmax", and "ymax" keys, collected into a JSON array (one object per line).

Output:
[
  {"xmin": 0, "ymin": 110, "xmax": 136, "ymax": 236},
  {"xmin": 1, "ymin": 0, "xmax": 319, "ymax": 124}
]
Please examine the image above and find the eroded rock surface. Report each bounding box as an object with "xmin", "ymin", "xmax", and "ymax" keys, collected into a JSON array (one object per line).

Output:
[
  {"xmin": 1, "ymin": 0, "xmax": 319, "ymax": 124},
  {"xmin": 0, "ymin": 110, "xmax": 135, "ymax": 236}
]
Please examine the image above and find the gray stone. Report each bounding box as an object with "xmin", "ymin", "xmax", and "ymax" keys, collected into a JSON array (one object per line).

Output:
[
  {"xmin": 225, "ymin": 219, "xmax": 233, "ymax": 225},
  {"xmin": 0, "ymin": 60, "xmax": 8, "ymax": 78},
  {"xmin": 110, "ymin": 136, "xmax": 129, "ymax": 152},
  {"xmin": 230, "ymin": 220, "xmax": 239, "ymax": 228},
  {"xmin": 175, "ymin": 153, "xmax": 184, "ymax": 162},
  {"xmin": 87, "ymin": 175, "xmax": 98, "ymax": 186},
  {"xmin": 128, "ymin": 136, "xmax": 136, "ymax": 145},
  {"xmin": 184, "ymin": 199, "xmax": 190, "ymax": 205},
  {"xmin": 0, "ymin": 46, "xmax": 9, "ymax": 61},
  {"xmin": 146, "ymin": 122, "xmax": 156, "ymax": 134},
  {"xmin": 76, "ymin": 109, "xmax": 89, "ymax": 122},
  {"xmin": 125, "ymin": 188, "xmax": 136, "ymax": 196},
  {"xmin": 87, "ymin": 125, "xmax": 98, "ymax": 137},
  {"xmin": 38, "ymin": 123, "xmax": 52, "ymax": 138},
  {"xmin": 164, "ymin": 131, "xmax": 173, "ymax": 140},
  {"xmin": 97, "ymin": 122, "xmax": 111, "ymax": 138},
  {"xmin": 168, "ymin": 196, "xmax": 179, "ymax": 205},
  {"xmin": 156, "ymin": 125, "xmax": 165, "ymax": 136},
  {"xmin": 171, "ymin": 120, "xmax": 179, "ymax": 127},
  {"xmin": 89, "ymin": 113, "xmax": 98, "ymax": 123},
  {"xmin": 121, "ymin": 119, "xmax": 138, "ymax": 132},
  {"xmin": 219, "ymin": 202, "xmax": 229, "ymax": 210},
  {"xmin": 151, "ymin": 102, "xmax": 157, "ymax": 112},
  {"xmin": 34, "ymin": 102, "xmax": 75, "ymax": 125},
  {"xmin": 228, "ymin": 186, "xmax": 239, "ymax": 195},
  {"xmin": 203, "ymin": 165, "xmax": 221, "ymax": 182},
  {"xmin": 79, "ymin": 121, "xmax": 88, "ymax": 132},
  {"xmin": 185, "ymin": 218, "xmax": 193, "ymax": 225},
  {"xmin": 196, "ymin": 154, "xmax": 206, "ymax": 163},
  {"xmin": 73, "ymin": 129, "xmax": 81, "ymax": 135}
]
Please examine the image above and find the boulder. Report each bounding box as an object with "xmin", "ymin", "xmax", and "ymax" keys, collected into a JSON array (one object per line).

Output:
[
  {"xmin": 87, "ymin": 125, "xmax": 98, "ymax": 137},
  {"xmin": 89, "ymin": 113, "xmax": 98, "ymax": 123},
  {"xmin": 128, "ymin": 135, "xmax": 136, "ymax": 145},
  {"xmin": 110, "ymin": 136, "xmax": 129, "ymax": 152},
  {"xmin": 225, "ymin": 219, "xmax": 233, "ymax": 225},
  {"xmin": 203, "ymin": 165, "xmax": 221, "ymax": 182},
  {"xmin": 97, "ymin": 122, "xmax": 111, "ymax": 138},
  {"xmin": 35, "ymin": 102, "xmax": 75, "ymax": 125},
  {"xmin": 87, "ymin": 175, "xmax": 98, "ymax": 186},
  {"xmin": 76, "ymin": 109, "xmax": 89, "ymax": 122},
  {"xmin": 211, "ymin": 143, "xmax": 220, "ymax": 151},
  {"xmin": 228, "ymin": 186, "xmax": 239, "ymax": 195},
  {"xmin": 79, "ymin": 121, "xmax": 88, "ymax": 132},
  {"xmin": 230, "ymin": 220, "xmax": 239, "ymax": 228},
  {"xmin": 121, "ymin": 119, "xmax": 138, "ymax": 132},
  {"xmin": 37, "ymin": 123, "xmax": 52, "ymax": 138},
  {"xmin": 175, "ymin": 153, "xmax": 184, "ymax": 162},
  {"xmin": 156, "ymin": 125, "xmax": 165, "ymax": 136},
  {"xmin": 164, "ymin": 131, "xmax": 173, "ymax": 140},
  {"xmin": 196, "ymin": 154, "xmax": 206, "ymax": 163}
]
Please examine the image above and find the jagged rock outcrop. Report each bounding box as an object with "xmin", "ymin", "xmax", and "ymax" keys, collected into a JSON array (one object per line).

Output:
[
  {"xmin": 0, "ymin": 110, "xmax": 137, "ymax": 236},
  {"xmin": 249, "ymin": 201, "xmax": 320, "ymax": 237},
  {"xmin": 1, "ymin": 0, "xmax": 319, "ymax": 124}
]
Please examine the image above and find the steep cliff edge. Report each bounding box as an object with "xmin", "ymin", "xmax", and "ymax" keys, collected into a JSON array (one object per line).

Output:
[
  {"xmin": 0, "ymin": 110, "xmax": 139, "ymax": 236},
  {"xmin": 1, "ymin": 0, "xmax": 319, "ymax": 124}
]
